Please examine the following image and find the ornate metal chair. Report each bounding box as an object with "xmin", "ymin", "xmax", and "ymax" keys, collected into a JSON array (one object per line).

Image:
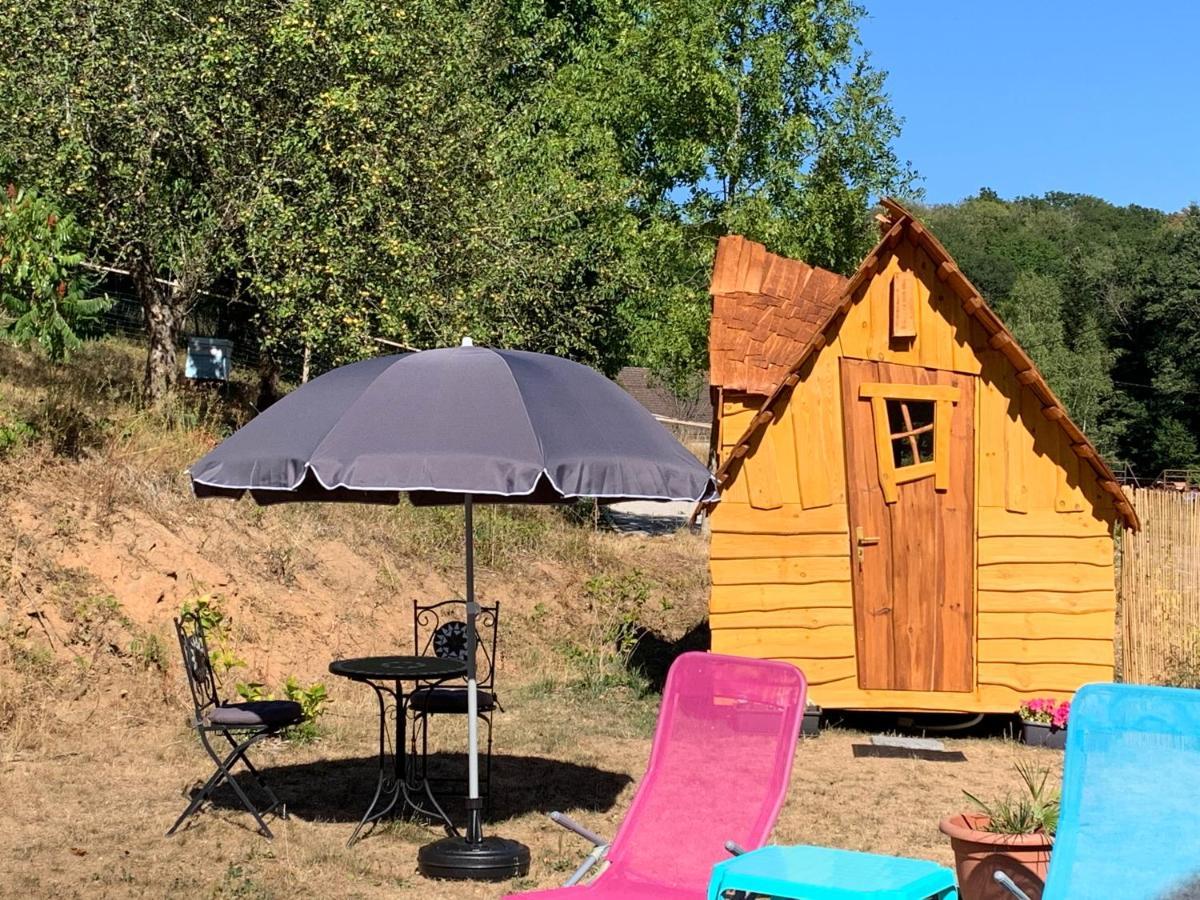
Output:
[
  {"xmin": 168, "ymin": 610, "xmax": 303, "ymax": 838},
  {"xmin": 409, "ymin": 598, "xmax": 501, "ymax": 805}
]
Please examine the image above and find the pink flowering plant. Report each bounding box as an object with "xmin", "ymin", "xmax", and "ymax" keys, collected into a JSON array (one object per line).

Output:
[{"xmin": 1019, "ymin": 697, "xmax": 1070, "ymax": 729}]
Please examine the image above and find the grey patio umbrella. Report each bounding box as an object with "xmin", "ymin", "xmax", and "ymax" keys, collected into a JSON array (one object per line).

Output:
[{"xmin": 189, "ymin": 341, "xmax": 717, "ymax": 878}]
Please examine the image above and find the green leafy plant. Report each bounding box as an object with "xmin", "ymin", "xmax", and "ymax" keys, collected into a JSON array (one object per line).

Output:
[
  {"xmin": 282, "ymin": 676, "xmax": 330, "ymax": 743},
  {"xmin": 283, "ymin": 676, "xmax": 329, "ymax": 719},
  {"xmin": 0, "ymin": 417, "xmax": 34, "ymax": 455},
  {"xmin": 0, "ymin": 183, "xmax": 108, "ymax": 361},
  {"xmin": 179, "ymin": 594, "xmax": 245, "ymax": 675},
  {"xmin": 235, "ymin": 682, "xmax": 272, "ymax": 702},
  {"xmin": 963, "ymin": 760, "xmax": 1060, "ymax": 836},
  {"xmin": 555, "ymin": 571, "xmax": 657, "ymax": 698},
  {"xmin": 180, "ymin": 593, "xmax": 224, "ymax": 634}
]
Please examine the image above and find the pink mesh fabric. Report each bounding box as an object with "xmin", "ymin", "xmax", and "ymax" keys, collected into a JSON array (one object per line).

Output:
[{"xmin": 506, "ymin": 652, "xmax": 806, "ymax": 898}]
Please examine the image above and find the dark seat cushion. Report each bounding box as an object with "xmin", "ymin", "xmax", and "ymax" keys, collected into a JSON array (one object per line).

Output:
[
  {"xmin": 207, "ymin": 700, "xmax": 304, "ymax": 728},
  {"xmin": 408, "ymin": 687, "xmax": 497, "ymax": 714}
]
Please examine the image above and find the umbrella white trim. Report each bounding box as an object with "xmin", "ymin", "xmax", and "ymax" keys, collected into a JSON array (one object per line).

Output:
[{"xmin": 190, "ymin": 460, "xmax": 718, "ymax": 503}]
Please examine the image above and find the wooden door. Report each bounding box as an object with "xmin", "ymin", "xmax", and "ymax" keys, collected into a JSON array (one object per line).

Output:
[{"xmin": 841, "ymin": 359, "xmax": 975, "ymax": 692}]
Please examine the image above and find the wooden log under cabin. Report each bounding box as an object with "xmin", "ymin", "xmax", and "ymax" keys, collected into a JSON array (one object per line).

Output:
[{"xmin": 706, "ymin": 199, "xmax": 1139, "ymax": 713}]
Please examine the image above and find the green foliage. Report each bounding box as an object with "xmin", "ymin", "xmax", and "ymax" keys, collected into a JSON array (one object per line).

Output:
[
  {"xmin": 282, "ymin": 676, "xmax": 330, "ymax": 743},
  {"xmin": 0, "ymin": 1, "xmax": 252, "ymax": 401},
  {"xmin": 585, "ymin": 572, "xmax": 652, "ymax": 657},
  {"xmin": 555, "ymin": 571, "xmax": 659, "ymax": 697},
  {"xmin": 0, "ymin": 416, "xmax": 34, "ymax": 455},
  {"xmin": 180, "ymin": 594, "xmax": 225, "ymax": 636},
  {"xmin": 964, "ymin": 760, "xmax": 1060, "ymax": 836},
  {"xmin": 924, "ymin": 191, "xmax": 1200, "ymax": 475},
  {"xmin": 507, "ymin": 0, "xmax": 912, "ymax": 388},
  {"xmin": 180, "ymin": 594, "xmax": 246, "ymax": 676},
  {"xmin": 1, "ymin": 0, "xmax": 907, "ymax": 403},
  {"xmin": 234, "ymin": 677, "xmax": 329, "ymax": 743},
  {"xmin": 0, "ymin": 184, "xmax": 107, "ymax": 361},
  {"xmin": 235, "ymin": 682, "xmax": 272, "ymax": 702}
]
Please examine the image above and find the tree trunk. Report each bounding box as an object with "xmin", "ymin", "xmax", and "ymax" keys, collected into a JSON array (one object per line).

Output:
[
  {"xmin": 132, "ymin": 251, "xmax": 198, "ymax": 410},
  {"xmin": 143, "ymin": 297, "xmax": 178, "ymax": 408},
  {"xmin": 256, "ymin": 351, "xmax": 282, "ymax": 410}
]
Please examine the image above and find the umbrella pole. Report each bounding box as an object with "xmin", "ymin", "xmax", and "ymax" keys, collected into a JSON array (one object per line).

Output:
[
  {"xmin": 464, "ymin": 494, "xmax": 483, "ymax": 844},
  {"xmin": 416, "ymin": 495, "xmax": 530, "ymax": 880}
]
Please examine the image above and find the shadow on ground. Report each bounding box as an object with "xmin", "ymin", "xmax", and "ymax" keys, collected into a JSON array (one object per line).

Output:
[
  {"xmin": 205, "ymin": 752, "xmax": 632, "ymax": 826},
  {"xmin": 825, "ymin": 709, "xmax": 1021, "ymax": 741},
  {"xmin": 626, "ymin": 619, "xmax": 710, "ymax": 691}
]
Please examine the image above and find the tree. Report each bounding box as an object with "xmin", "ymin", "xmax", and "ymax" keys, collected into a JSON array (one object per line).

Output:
[
  {"xmin": 499, "ymin": 0, "xmax": 912, "ymax": 388},
  {"xmin": 1, "ymin": 1, "xmax": 249, "ymax": 405},
  {"xmin": 1128, "ymin": 206, "xmax": 1200, "ymax": 472},
  {"xmin": 2, "ymin": 0, "xmax": 910, "ymax": 402},
  {"xmin": 0, "ymin": 183, "xmax": 108, "ymax": 361}
]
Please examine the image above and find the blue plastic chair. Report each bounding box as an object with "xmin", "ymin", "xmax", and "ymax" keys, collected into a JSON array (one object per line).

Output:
[
  {"xmin": 708, "ymin": 845, "xmax": 957, "ymax": 899},
  {"xmin": 997, "ymin": 682, "xmax": 1200, "ymax": 900}
]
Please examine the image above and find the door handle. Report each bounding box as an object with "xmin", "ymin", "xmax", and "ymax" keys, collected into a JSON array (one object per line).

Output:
[{"xmin": 855, "ymin": 526, "xmax": 880, "ymax": 563}]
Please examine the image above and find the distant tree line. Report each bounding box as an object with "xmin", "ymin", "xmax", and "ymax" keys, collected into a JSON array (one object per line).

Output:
[
  {"xmin": 923, "ymin": 190, "xmax": 1200, "ymax": 478},
  {"xmin": 0, "ymin": 0, "xmax": 907, "ymax": 406}
]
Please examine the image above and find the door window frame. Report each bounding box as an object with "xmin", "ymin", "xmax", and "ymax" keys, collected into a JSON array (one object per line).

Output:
[{"xmin": 859, "ymin": 382, "xmax": 960, "ymax": 503}]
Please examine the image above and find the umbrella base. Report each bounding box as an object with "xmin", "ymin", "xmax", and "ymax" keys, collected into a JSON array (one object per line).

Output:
[{"xmin": 418, "ymin": 834, "xmax": 531, "ymax": 881}]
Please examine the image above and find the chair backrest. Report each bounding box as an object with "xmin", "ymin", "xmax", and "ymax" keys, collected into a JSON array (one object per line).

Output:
[
  {"xmin": 413, "ymin": 599, "xmax": 500, "ymax": 689},
  {"xmin": 174, "ymin": 611, "xmax": 220, "ymax": 720},
  {"xmin": 1045, "ymin": 682, "xmax": 1200, "ymax": 899},
  {"xmin": 601, "ymin": 651, "xmax": 806, "ymax": 892}
]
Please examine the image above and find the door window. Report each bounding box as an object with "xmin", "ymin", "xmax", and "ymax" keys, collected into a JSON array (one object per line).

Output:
[
  {"xmin": 859, "ymin": 383, "xmax": 960, "ymax": 503},
  {"xmin": 886, "ymin": 399, "xmax": 935, "ymax": 469}
]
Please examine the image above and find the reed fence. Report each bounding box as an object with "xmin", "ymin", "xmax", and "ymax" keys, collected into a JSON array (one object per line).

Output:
[{"xmin": 1119, "ymin": 486, "xmax": 1200, "ymax": 685}]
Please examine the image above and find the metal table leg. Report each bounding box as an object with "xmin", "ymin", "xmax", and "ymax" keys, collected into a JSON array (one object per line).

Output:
[
  {"xmin": 347, "ymin": 678, "xmax": 459, "ymax": 847},
  {"xmin": 346, "ymin": 681, "xmax": 402, "ymax": 846}
]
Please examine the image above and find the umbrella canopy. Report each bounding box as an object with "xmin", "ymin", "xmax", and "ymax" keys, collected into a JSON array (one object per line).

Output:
[
  {"xmin": 188, "ymin": 343, "xmax": 716, "ymax": 878},
  {"xmin": 190, "ymin": 345, "xmax": 715, "ymax": 505}
]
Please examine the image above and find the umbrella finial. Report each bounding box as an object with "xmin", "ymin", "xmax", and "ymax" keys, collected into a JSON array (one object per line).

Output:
[{"xmin": 461, "ymin": 336, "xmax": 474, "ymax": 347}]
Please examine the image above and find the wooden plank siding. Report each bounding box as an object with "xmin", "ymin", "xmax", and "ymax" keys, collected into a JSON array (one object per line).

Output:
[{"xmin": 709, "ymin": 229, "xmax": 1120, "ymax": 713}]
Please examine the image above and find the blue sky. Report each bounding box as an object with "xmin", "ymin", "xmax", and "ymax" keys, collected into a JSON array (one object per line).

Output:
[{"xmin": 859, "ymin": 2, "xmax": 1198, "ymax": 212}]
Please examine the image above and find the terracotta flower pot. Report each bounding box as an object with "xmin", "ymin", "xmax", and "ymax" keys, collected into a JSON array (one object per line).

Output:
[
  {"xmin": 1020, "ymin": 720, "xmax": 1066, "ymax": 749},
  {"xmin": 939, "ymin": 813, "xmax": 1052, "ymax": 900}
]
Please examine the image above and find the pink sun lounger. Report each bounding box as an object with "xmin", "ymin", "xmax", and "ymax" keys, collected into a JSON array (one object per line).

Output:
[{"xmin": 505, "ymin": 651, "xmax": 807, "ymax": 899}]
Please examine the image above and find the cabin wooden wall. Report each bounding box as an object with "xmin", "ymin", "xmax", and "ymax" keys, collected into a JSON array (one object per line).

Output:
[{"xmin": 709, "ymin": 236, "xmax": 1120, "ymax": 712}]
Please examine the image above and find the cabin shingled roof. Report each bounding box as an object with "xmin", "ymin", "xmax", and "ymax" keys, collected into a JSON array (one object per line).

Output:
[{"xmin": 709, "ymin": 235, "xmax": 848, "ymax": 395}]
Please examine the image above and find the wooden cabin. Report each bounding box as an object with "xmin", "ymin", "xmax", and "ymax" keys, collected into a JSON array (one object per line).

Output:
[{"xmin": 707, "ymin": 199, "xmax": 1139, "ymax": 713}]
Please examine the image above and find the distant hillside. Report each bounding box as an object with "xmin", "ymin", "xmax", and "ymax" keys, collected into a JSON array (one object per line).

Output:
[{"xmin": 921, "ymin": 190, "xmax": 1200, "ymax": 479}]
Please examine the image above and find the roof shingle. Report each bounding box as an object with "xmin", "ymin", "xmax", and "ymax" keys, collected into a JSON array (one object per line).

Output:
[{"xmin": 709, "ymin": 235, "xmax": 848, "ymax": 395}]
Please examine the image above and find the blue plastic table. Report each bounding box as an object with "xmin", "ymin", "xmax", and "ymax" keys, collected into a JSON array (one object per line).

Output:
[{"xmin": 708, "ymin": 845, "xmax": 958, "ymax": 900}]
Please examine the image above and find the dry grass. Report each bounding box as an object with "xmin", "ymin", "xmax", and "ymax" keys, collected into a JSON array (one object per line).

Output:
[{"xmin": 0, "ymin": 669, "xmax": 1060, "ymax": 899}]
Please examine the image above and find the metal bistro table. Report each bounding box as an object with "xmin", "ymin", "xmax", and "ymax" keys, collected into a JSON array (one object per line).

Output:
[{"xmin": 330, "ymin": 655, "xmax": 467, "ymax": 846}]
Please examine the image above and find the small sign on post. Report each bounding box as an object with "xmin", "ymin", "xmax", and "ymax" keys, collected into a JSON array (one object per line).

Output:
[{"xmin": 185, "ymin": 337, "xmax": 233, "ymax": 382}]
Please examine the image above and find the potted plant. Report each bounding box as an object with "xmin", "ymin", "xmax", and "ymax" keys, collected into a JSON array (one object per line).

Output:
[
  {"xmin": 1018, "ymin": 698, "xmax": 1069, "ymax": 749},
  {"xmin": 939, "ymin": 761, "xmax": 1058, "ymax": 900}
]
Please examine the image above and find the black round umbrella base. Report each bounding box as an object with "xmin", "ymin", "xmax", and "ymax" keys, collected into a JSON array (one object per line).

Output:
[{"xmin": 418, "ymin": 835, "xmax": 531, "ymax": 882}]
